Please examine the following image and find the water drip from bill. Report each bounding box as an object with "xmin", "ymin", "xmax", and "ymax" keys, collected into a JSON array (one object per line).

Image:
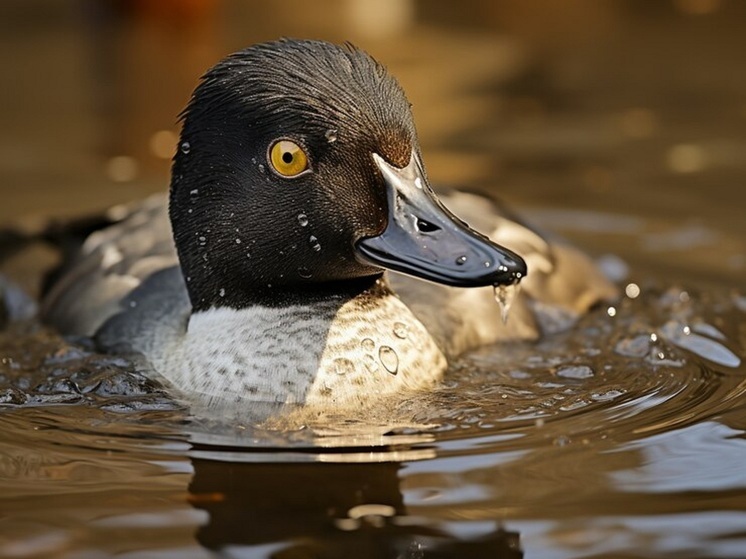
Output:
[{"xmin": 493, "ymin": 282, "xmax": 522, "ymax": 323}]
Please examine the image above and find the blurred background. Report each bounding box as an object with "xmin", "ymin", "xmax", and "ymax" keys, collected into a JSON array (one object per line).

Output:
[{"xmin": 0, "ymin": 0, "xmax": 744, "ymax": 285}]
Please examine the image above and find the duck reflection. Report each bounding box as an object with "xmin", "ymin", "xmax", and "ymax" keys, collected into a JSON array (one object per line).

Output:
[{"xmin": 189, "ymin": 458, "xmax": 522, "ymax": 558}]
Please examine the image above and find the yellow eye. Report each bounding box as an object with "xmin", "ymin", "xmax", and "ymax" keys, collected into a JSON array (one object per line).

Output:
[{"xmin": 269, "ymin": 140, "xmax": 309, "ymax": 177}]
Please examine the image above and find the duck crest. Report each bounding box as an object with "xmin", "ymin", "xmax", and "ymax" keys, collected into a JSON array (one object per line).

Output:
[{"xmin": 152, "ymin": 279, "xmax": 446, "ymax": 408}]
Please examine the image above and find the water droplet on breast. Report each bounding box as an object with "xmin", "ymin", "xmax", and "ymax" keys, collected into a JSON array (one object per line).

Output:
[
  {"xmin": 363, "ymin": 354, "xmax": 379, "ymax": 373},
  {"xmin": 393, "ymin": 322, "xmax": 408, "ymax": 339},
  {"xmin": 297, "ymin": 213, "xmax": 309, "ymax": 227},
  {"xmin": 180, "ymin": 141, "xmax": 191, "ymax": 154},
  {"xmin": 298, "ymin": 267, "xmax": 312, "ymax": 279},
  {"xmin": 493, "ymin": 283, "xmax": 521, "ymax": 324},
  {"xmin": 379, "ymin": 346, "xmax": 399, "ymax": 375},
  {"xmin": 325, "ymin": 129, "xmax": 338, "ymax": 143},
  {"xmin": 331, "ymin": 358, "xmax": 355, "ymax": 376},
  {"xmin": 455, "ymin": 255, "xmax": 467, "ymax": 265},
  {"xmin": 361, "ymin": 338, "xmax": 375, "ymax": 352}
]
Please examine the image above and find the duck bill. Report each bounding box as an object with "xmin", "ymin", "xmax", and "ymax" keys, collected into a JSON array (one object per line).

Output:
[{"xmin": 355, "ymin": 152, "xmax": 527, "ymax": 288}]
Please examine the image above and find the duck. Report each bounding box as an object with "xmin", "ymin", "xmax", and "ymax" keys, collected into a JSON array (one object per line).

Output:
[{"xmin": 41, "ymin": 39, "xmax": 617, "ymax": 410}]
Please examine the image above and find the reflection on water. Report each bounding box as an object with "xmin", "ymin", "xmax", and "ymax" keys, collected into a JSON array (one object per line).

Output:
[
  {"xmin": 1, "ymin": 1, "xmax": 746, "ymax": 558},
  {"xmin": 1, "ymin": 280, "xmax": 744, "ymax": 557}
]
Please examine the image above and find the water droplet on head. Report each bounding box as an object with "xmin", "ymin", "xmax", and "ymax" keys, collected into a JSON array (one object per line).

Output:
[
  {"xmin": 493, "ymin": 283, "xmax": 521, "ymax": 324},
  {"xmin": 297, "ymin": 213, "xmax": 309, "ymax": 227},
  {"xmin": 309, "ymin": 235, "xmax": 322, "ymax": 252},
  {"xmin": 325, "ymin": 129, "xmax": 338, "ymax": 143},
  {"xmin": 331, "ymin": 358, "xmax": 355, "ymax": 376},
  {"xmin": 180, "ymin": 141, "xmax": 191, "ymax": 154},
  {"xmin": 235, "ymin": 238, "xmax": 241, "ymax": 244},
  {"xmin": 298, "ymin": 267, "xmax": 312, "ymax": 279},
  {"xmin": 258, "ymin": 164, "xmax": 265, "ymax": 173},
  {"xmin": 455, "ymin": 255, "xmax": 467, "ymax": 266},
  {"xmin": 379, "ymin": 346, "xmax": 399, "ymax": 375},
  {"xmin": 361, "ymin": 338, "xmax": 375, "ymax": 352},
  {"xmin": 393, "ymin": 322, "xmax": 408, "ymax": 339},
  {"xmin": 219, "ymin": 288, "xmax": 225, "ymax": 298},
  {"xmin": 190, "ymin": 189, "xmax": 199, "ymax": 195}
]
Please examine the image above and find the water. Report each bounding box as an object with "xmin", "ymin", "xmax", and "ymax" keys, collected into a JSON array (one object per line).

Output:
[
  {"xmin": 2, "ymin": 2, "xmax": 746, "ymax": 558},
  {"xmin": 1, "ymin": 281, "xmax": 744, "ymax": 557},
  {"xmin": 493, "ymin": 283, "xmax": 521, "ymax": 324}
]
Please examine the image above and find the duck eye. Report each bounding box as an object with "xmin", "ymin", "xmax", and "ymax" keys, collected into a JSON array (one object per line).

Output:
[{"xmin": 269, "ymin": 140, "xmax": 309, "ymax": 178}]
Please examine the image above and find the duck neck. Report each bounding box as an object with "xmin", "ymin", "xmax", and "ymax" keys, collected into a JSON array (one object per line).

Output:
[{"xmin": 185, "ymin": 272, "xmax": 384, "ymax": 311}]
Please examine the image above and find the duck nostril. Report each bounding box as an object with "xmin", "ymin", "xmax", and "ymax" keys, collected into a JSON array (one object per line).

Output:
[{"xmin": 416, "ymin": 218, "xmax": 440, "ymax": 234}]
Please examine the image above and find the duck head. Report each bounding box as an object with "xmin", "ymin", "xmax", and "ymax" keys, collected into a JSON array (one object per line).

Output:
[{"xmin": 170, "ymin": 39, "xmax": 526, "ymax": 311}]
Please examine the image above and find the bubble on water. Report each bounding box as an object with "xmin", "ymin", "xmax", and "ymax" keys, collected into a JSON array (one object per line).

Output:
[
  {"xmin": 297, "ymin": 213, "xmax": 309, "ymax": 227},
  {"xmin": 180, "ymin": 141, "xmax": 191, "ymax": 154},
  {"xmin": 379, "ymin": 346, "xmax": 399, "ymax": 375},
  {"xmin": 361, "ymin": 338, "xmax": 375, "ymax": 352},
  {"xmin": 493, "ymin": 283, "xmax": 521, "ymax": 324},
  {"xmin": 331, "ymin": 358, "xmax": 355, "ymax": 376}
]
